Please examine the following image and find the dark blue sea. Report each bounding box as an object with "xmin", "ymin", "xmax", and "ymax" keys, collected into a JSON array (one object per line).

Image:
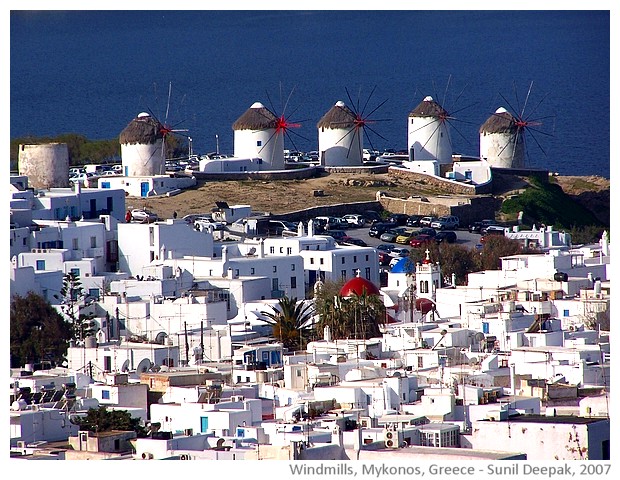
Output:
[{"xmin": 10, "ymin": 10, "xmax": 610, "ymax": 177}]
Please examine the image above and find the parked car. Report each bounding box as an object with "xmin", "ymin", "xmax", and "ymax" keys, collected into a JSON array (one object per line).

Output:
[
  {"xmin": 390, "ymin": 246, "xmax": 411, "ymax": 258},
  {"xmin": 369, "ymin": 222, "xmax": 393, "ymax": 238},
  {"xmin": 378, "ymin": 251, "xmax": 392, "ymax": 266},
  {"xmin": 267, "ymin": 220, "xmax": 298, "ymax": 236},
  {"xmin": 386, "ymin": 213, "xmax": 410, "ymax": 226},
  {"xmin": 342, "ymin": 214, "xmax": 365, "ymax": 227},
  {"xmin": 481, "ymin": 224, "xmax": 506, "ymax": 235},
  {"xmin": 376, "ymin": 244, "xmax": 395, "ymax": 253},
  {"xmin": 314, "ymin": 216, "xmax": 349, "ymax": 230},
  {"xmin": 419, "ymin": 216, "xmax": 437, "ymax": 227},
  {"xmin": 131, "ymin": 208, "xmax": 158, "ymax": 223},
  {"xmin": 469, "ymin": 219, "xmax": 498, "ymax": 233},
  {"xmin": 409, "ymin": 234, "xmax": 434, "ymax": 248},
  {"xmin": 194, "ymin": 216, "xmax": 226, "ymax": 231},
  {"xmin": 430, "ymin": 215, "xmax": 460, "ymax": 230},
  {"xmin": 343, "ymin": 237, "xmax": 368, "ymax": 247},
  {"xmin": 362, "ymin": 210, "xmax": 383, "ymax": 225},
  {"xmin": 435, "ymin": 230, "xmax": 457, "ymax": 244},
  {"xmin": 480, "ymin": 225, "xmax": 506, "ymax": 243},
  {"xmin": 380, "ymin": 227, "xmax": 409, "ymax": 243},
  {"xmin": 394, "ymin": 229, "xmax": 420, "ymax": 245},
  {"xmin": 416, "ymin": 227, "xmax": 437, "ymax": 238},
  {"xmin": 406, "ymin": 215, "xmax": 423, "ymax": 227},
  {"xmin": 327, "ymin": 229, "xmax": 352, "ymax": 244}
]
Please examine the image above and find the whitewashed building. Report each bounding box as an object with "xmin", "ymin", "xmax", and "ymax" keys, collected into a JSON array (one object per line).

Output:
[{"xmin": 317, "ymin": 101, "xmax": 363, "ymax": 166}]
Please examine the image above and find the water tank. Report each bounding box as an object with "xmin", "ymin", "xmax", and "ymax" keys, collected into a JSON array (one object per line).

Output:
[
  {"xmin": 11, "ymin": 399, "xmax": 28, "ymax": 411},
  {"xmin": 18, "ymin": 143, "xmax": 70, "ymax": 189},
  {"xmin": 84, "ymin": 336, "xmax": 97, "ymax": 348},
  {"xmin": 553, "ymin": 272, "xmax": 568, "ymax": 282}
]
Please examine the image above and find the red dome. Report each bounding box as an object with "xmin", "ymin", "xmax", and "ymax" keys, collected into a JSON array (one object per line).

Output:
[{"xmin": 340, "ymin": 277, "xmax": 381, "ymax": 297}]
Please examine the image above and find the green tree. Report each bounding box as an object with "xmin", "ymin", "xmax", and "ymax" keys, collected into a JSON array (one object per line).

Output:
[
  {"xmin": 71, "ymin": 405, "xmax": 147, "ymax": 436},
  {"xmin": 477, "ymin": 235, "xmax": 524, "ymax": 270},
  {"xmin": 259, "ymin": 296, "xmax": 315, "ymax": 351},
  {"xmin": 314, "ymin": 289, "xmax": 386, "ymax": 341},
  {"xmin": 10, "ymin": 292, "xmax": 73, "ymax": 368},
  {"xmin": 55, "ymin": 272, "xmax": 97, "ymax": 344}
]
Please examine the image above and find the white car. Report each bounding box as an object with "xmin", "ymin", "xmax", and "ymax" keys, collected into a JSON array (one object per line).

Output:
[
  {"xmin": 342, "ymin": 214, "xmax": 365, "ymax": 227},
  {"xmin": 194, "ymin": 216, "xmax": 225, "ymax": 231},
  {"xmin": 131, "ymin": 209, "xmax": 158, "ymax": 223}
]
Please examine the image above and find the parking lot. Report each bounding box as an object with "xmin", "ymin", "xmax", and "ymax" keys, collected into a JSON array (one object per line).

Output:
[{"xmin": 341, "ymin": 224, "xmax": 484, "ymax": 251}]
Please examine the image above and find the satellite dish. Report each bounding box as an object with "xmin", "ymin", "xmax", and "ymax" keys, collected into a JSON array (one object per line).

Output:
[
  {"xmin": 248, "ymin": 247, "xmax": 256, "ymax": 256},
  {"xmin": 473, "ymin": 332, "xmax": 485, "ymax": 342},
  {"xmin": 136, "ymin": 358, "xmax": 152, "ymax": 373},
  {"xmin": 121, "ymin": 360, "xmax": 130, "ymax": 372}
]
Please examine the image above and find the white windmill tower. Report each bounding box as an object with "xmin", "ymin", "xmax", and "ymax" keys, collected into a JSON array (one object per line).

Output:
[
  {"xmin": 232, "ymin": 102, "xmax": 289, "ymax": 170},
  {"xmin": 480, "ymin": 81, "xmax": 553, "ymax": 169},
  {"xmin": 407, "ymin": 96, "xmax": 453, "ymax": 164},
  {"xmin": 119, "ymin": 112, "xmax": 166, "ymax": 177},
  {"xmin": 317, "ymin": 88, "xmax": 388, "ymax": 167},
  {"xmin": 479, "ymin": 107, "xmax": 526, "ymax": 168},
  {"xmin": 120, "ymin": 82, "xmax": 190, "ymax": 177}
]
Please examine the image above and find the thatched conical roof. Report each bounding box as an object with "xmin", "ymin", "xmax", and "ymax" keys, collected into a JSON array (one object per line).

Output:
[
  {"xmin": 119, "ymin": 113, "xmax": 163, "ymax": 145},
  {"xmin": 316, "ymin": 101, "xmax": 356, "ymax": 129},
  {"xmin": 232, "ymin": 102, "xmax": 278, "ymax": 131},
  {"xmin": 479, "ymin": 107, "xmax": 518, "ymax": 134},
  {"xmin": 408, "ymin": 96, "xmax": 448, "ymax": 118}
]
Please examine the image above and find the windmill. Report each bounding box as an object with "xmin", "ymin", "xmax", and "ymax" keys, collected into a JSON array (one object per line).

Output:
[
  {"xmin": 479, "ymin": 81, "xmax": 554, "ymax": 169},
  {"xmin": 232, "ymin": 84, "xmax": 308, "ymax": 170},
  {"xmin": 119, "ymin": 82, "xmax": 190, "ymax": 177},
  {"xmin": 407, "ymin": 76, "xmax": 476, "ymax": 165},
  {"xmin": 317, "ymin": 86, "xmax": 389, "ymax": 167}
]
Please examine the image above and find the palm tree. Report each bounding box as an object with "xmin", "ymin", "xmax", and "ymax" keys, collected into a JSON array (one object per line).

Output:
[
  {"xmin": 314, "ymin": 291, "xmax": 386, "ymax": 341},
  {"xmin": 259, "ymin": 296, "xmax": 315, "ymax": 351}
]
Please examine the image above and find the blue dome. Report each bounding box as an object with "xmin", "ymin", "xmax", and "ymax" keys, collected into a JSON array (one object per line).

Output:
[{"xmin": 390, "ymin": 258, "xmax": 415, "ymax": 274}]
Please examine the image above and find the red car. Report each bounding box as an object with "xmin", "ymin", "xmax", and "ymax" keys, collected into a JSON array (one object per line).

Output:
[{"xmin": 409, "ymin": 234, "xmax": 434, "ymax": 248}]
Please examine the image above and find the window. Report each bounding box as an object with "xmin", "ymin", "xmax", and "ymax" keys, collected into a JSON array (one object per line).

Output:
[
  {"xmin": 273, "ymin": 265, "xmax": 277, "ymax": 273},
  {"xmin": 251, "ymin": 268, "xmax": 255, "ymax": 275},
  {"xmin": 270, "ymin": 246, "xmax": 275, "ymax": 254},
  {"xmin": 342, "ymin": 257, "xmax": 345, "ymax": 264},
  {"xmin": 341, "ymin": 270, "xmax": 347, "ymax": 281},
  {"xmin": 287, "ymin": 247, "xmax": 292, "ymax": 255},
  {"xmin": 563, "ymin": 309, "xmax": 570, "ymax": 317},
  {"xmin": 320, "ymin": 258, "xmax": 324, "ymax": 265},
  {"xmin": 291, "ymin": 264, "xmax": 295, "ymax": 271},
  {"xmin": 353, "ymin": 255, "xmax": 357, "ymax": 263},
  {"xmin": 90, "ymin": 236, "xmax": 97, "ymax": 248},
  {"xmin": 280, "ymin": 247, "xmax": 284, "ymax": 253},
  {"xmin": 234, "ymin": 269, "xmax": 239, "ymax": 277},
  {"xmin": 36, "ymin": 260, "xmax": 45, "ymax": 270},
  {"xmin": 366, "ymin": 255, "xmax": 369, "ymax": 261},
  {"xmin": 291, "ymin": 276, "xmax": 297, "ymax": 289},
  {"xmin": 102, "ymin": 389, "xmax": 110, "ymax": 400},
  {"xmin": 71, "ymin": 268, "xmax": 80, "ymax": 276},
  {"xmin": 365, "ymin": 267, "xmax": 371, "ymax": 280},
  {"xmin": 72, "ymin": 238, "xmax": 79, "ymax": 250},
  {"xmin": 88, "ymin": 288, "xmax": 100, "ymax": 300},
  {"xmin": 256, "ymin": 140, "xmax": 262, "ymax": 147},
  {"xmin": 200, "ymin": 417, "xmax": 209, "ymax": 433},
  {"xmin": 272, "ymin": 278, "xmax": 279, "ymax": 290},
  {"xmin": 418, "ymin": 357, "xmax": 424, "ymax": 368},
  {"xmin": 310, "ymin": 258, "xmax": 315, "ymax": 264}
]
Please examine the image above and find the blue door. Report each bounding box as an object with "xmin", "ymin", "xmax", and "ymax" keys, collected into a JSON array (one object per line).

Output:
[
  {"xmin": 101, "ymin": 181, "xmax": 110, "ymax": 189},
  {"xmin": 140, "ymin": 182, "xmax": 149, "ymax": 197}
]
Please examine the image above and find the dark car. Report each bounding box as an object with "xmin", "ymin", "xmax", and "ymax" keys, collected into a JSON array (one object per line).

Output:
[
  {"xmin": 362, "ymin": 210, "xmax": 383, "ymax": 225},
  {"xmin": 327, "ymin": 229, "xmax": 352, "ymax": 244},
  {"xmin": 406, "ymin": 215, "xmax": 423, "ymax": 227},
  {"xmin": 376, "ymin": 243, "xmax": 395, "ymax": 253},
  {"xmin": 416, "ymin": 227, "xmax": 437, "ymax": 238},
  {"xmin": 369, "ymin": 222, "xmax": 393, "ymax": 238},
  {"xmin": 435, "ymin": 230, "xmax": 457, "ymax": 244},
  {"xmin": 344, "ymin": 237, "xmax": 368, "ymax": 247},
  {"xmin": 378, "ymin": 251, "xmax": 392, "ymax": 266},
  {"xmin": 469, "ymin": 219, "xmax": 498, "ymax": 233},
  {"xmin": 386, "ymin": 213, "xmax": 410, "ymax": 226}
]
